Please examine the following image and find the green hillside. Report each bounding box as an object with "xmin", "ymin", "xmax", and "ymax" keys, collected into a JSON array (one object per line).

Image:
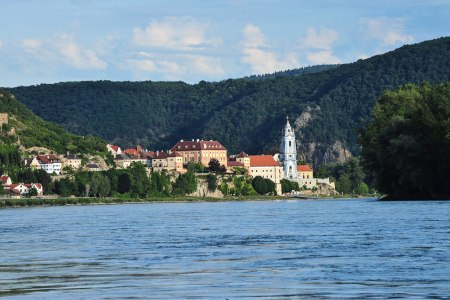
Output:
[
  {"xmin": 6, "ymin": 37, "xmax": 450, "ymax": 165},
  {"xmin": 0, "ymin": 90, "xmax": 107, "ymax": 155}
]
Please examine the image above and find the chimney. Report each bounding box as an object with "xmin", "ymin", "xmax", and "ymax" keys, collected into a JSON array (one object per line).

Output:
[{"xmin": 180, "ymin": 139, "xmax": 184, "ymax": 142}]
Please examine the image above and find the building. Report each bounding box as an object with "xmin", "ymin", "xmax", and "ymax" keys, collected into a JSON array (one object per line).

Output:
[
  {"xmin": 9, "ymin": 183, "xmax": 43, "ymax": 197},
  {"xmin": 86, "ymin": 163, "xmax": 101, "ymax": 172},
  {"xmin": 24, "ymin": 157, "xmax": 41, "ymax": 170},
  {"xmin": 62, "ymin": 154, "xmax": 82, "ymax": 170},
  {"xmin": 170, "ymin": 139, "xmax": 227, "ymax": 167},
  {"xmin": 279, "ymin": 118, "xmax": 335, "ymax": 192},
  {"xmin": 107, "ymin": 144, "xmax": 122, "ymax": 156},
  {"xmin": 248, "ymin": 155, "xmax": 284, "ymax": 194},
  {"xmin": 36, "ymin": 155, "xmax": 62, "ymax": 175},
  {"xmin": 167, "ymin": 151, "xmax": 184, "ymax": 172},
  {"xmin": 235, "ymin": 152, "xmax": 251, "ymax": 168},
  {"xmin": 279, "ymin": 117, "xmax": 298, "ymax": 180}
]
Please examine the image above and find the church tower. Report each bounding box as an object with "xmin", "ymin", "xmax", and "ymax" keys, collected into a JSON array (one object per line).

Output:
[{"xmin": 280, "ymin": 116, "xmax": 298, "ymax": 180}]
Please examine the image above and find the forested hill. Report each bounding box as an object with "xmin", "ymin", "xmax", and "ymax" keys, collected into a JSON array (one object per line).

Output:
[
  {"xmin": 0, "ymin": 90, "xmax": 107, "ymax": 155},
  {"xmin": 6, "ymin": 37, "xmax": 450, "ymax": 165}
]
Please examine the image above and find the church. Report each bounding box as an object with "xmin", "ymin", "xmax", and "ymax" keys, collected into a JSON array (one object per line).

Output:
[{"xmin": 279, "ymin": 117, "xmax": 335, "ymax": 192}]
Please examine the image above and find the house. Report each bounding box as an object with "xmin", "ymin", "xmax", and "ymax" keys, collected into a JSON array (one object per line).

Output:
[
  {"xmin": 107, "ymin": 144, "xmax": 122, "ymax": 156},
  {"xmin": 226, "ymin": 160, "xmax": 246, "ymax": 173},
  {"xmin": 297, "ymin": 164, "xmax": 313, "ymax": 179},
  {"xmin": 235, "ymin": 152, "xmax": 251, "ymax": 168},
  {"xmin": 62, "ymin": 153, "xmax": 82, "ymax": 171},
  {"xmin": 24, "ymin": 157, "xmax": 41, "ymax": 170},
  {"xmin": 9, "ymin": 183, "xmax": 43, "ymax": 197},
  {"xmin": 171, "ymin": 139, "xmax": 227, "ymax": 167},
  {"xmin": 167, "ymin": 151, "xmax": 184, "ymax": 172},
  {"xmin": 1, "ymin": 174, "xmax": 12, "ymax": 186},
  {"xmin": 248, "ymin": 155, "xmax": 284, "ymax": 194},
  {"xmin": 36, "ymin": 155, "xmax": 62, "ymax": 175},
  {"xmin": 86, "ymin": 163, "xmax": 101, "ymax": 172}
]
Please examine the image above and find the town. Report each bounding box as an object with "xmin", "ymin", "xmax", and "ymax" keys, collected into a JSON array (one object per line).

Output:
[{"xmin": 1, "ymin": 117, "xmax": 335, "ymax": 198}]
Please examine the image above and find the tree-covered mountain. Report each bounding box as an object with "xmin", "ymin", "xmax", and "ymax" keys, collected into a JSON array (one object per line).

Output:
[
  {"xmin": 0, "ymin": 90, "xmax": 107, "ymax": 155},
  {"xmin": 6, "ymin": 37, "xmax": 450, "ymax": 165}
]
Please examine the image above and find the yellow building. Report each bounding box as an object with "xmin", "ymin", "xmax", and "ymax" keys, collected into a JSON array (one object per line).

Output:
[{"xmin": 171, "ymin": 139, "xmax": 227, "ymax": 167}]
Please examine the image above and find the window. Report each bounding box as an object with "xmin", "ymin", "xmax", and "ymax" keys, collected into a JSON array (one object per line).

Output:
[{"xmin": 289, "ymin": 141, "xmax": 291, "ymax": 147}]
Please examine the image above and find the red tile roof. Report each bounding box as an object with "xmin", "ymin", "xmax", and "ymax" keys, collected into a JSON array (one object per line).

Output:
[
  {"xmin": 1, "ymin": 175, "xmax": 10, "ymax": 185},
  {"xmin": 249, "ymin": 155, "xmax": 280, "ymax": 167},
  {"xmin": 152, "ymin": 152, "xmax": 168, "ymax": 159},
  {"xmin": 171, "ymin": 140, "xmax": 226, "ymax": 151},
  {"xmin": 297, "ymin": 165, "xmax": 313, "ymax": 172},
  {"xmin": 109, "ymin": 144, "xmax": 120, "ymax": 152},
  {"xmin": 37, "ymin": 155, "xmax": 60, "ymax": 164},
  {"xmin": 227, "ymin": 161, "xmax": 244, "ymax": 167},
  {"xmin": 124, "ymin": 149, "xmax": 138, "ymax": 156}
]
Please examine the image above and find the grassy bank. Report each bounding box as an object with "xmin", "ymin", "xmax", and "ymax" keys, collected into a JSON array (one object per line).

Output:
[{"xmin": 0, "ymin": 194, "xmax": 377, "ymax": 208}]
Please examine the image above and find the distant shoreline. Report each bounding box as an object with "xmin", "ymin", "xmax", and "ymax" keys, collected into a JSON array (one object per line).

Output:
[{"xmin": 0, "ymin": 194, "xmax": 371, "ymax": 209}]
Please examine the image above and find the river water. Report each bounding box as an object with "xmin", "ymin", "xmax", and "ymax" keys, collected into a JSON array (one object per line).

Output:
[{"xmin": 1, "ymin": 199, "xmax": 449, "ymax": 299}]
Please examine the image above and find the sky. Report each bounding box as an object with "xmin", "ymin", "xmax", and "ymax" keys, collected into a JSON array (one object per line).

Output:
[{"xmin": 0, "ymin": 0, "xmax": 449, "ymax": 87}]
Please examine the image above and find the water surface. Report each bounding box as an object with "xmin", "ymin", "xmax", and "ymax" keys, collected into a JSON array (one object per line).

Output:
[{"xmin": 1, "ymin": 199, "xmax": 449, "ymax": 298}]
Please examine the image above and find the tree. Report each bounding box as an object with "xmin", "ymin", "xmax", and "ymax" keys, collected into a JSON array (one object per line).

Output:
[
  {"xmin": 35, "ymin": 169, "xmax": 52, "ymax": 195},
  {"xmin": 129, "ymin": 162, "xmax": 150, "ymax": 198},
  {"xmin": 97, "ymin": 175, "xmax": 111, "ymax": 197},
  {"xmin": 360, "ymin": 83, "xmax": 450, "ymax": 199},
  {"xmin": 208, "ymin": 159, "xmax": 226, "ymax": 173},
  {"xmin": 28, "ymin": 187, "xmax": 38, "ymax": 197},
  {"xmin": 252, "ymin": 176, "xmax": 268, "ymax": 195},
  {"xmin": 118, "ymin": 172, "xmax": 131, "ymax": 194},
  {"xmin": 206, "ymin": 174, "xmax": 217, "ymax": 192},
  {"xmin": 186, "ymin": 161, "xmax": 204, "ymax": 173},
  {"xmin": 172, "ymin": 172, "xmax": 197, "ymax": 195}
]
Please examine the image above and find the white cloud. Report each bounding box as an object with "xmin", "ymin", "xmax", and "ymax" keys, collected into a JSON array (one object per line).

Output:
[
  {"xmin": 300, "ymin": 27, "xmax": 339, "ymax": 50},
  {"xmin": 17, "ymin": 34, "xmax": 107, "ymax": 70},
  {"xmin": 53, "ymin": 34, "xmax": 107, "ymax": 70},
  {"xmin": 133, "ymin": 16, "xmax": 221, "ymax": 51},
  {"xmin": 241, "ymin": 24, "xmax": 266, "ymax": 48},
  {"xmin": 306, "ymin": 50, "xmax": 341, "ymax": 65},
  {"xmin": 298, "ymin": 27, "xmax": 341, "ymax": 65},
  {"xmin": 240, "ymin": 24, "xmax": 299, "ymax": 74},
  {"xmin": 363, "ymin": 17, "xmax": 414, "ymax": 46},
  {"xmin": 21, "ymin": 38, "xmax": 42, "ymax": 50},
  {"xmin": 126, "ymin": 53, "xmax": 224, "ymax": 77}
]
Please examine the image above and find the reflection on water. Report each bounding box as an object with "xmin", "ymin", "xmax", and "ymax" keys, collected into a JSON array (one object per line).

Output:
[{"xmin": 1, "ymin": 199, "xmax": 449, "ymax": 298}]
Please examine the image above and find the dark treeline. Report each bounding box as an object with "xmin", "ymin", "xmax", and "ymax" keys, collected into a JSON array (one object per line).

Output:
[{"xmin": 7, "ymin": 37, "xmax": 450, "ymax": 164}]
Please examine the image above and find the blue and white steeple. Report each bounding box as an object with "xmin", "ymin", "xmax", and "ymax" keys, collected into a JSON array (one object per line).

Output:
[{"xmin": 280, "ymin": 116, "xmax": 298, "ymax": 180}]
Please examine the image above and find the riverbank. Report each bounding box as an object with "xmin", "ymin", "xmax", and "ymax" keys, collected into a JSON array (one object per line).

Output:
[{"xmin": 0, "ymin": 193, "xmax": 377, "ymax": 208}]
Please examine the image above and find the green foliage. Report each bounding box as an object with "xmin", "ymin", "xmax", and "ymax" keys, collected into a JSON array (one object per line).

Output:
[
  {"xmin": 117, "ymin": 172, "xmax": 131, "ymax": 194},
  {"xmin": 6, "ymin": 37, "xmax": 450, "ymax": 162},
  {"xmin": 206, "ymin": 174, "xmax": 217, "ymax": 192},
  {"xmin": 128, "ymin": 162, "xmax": 150, "ymax": 198},
  {"xmin": 208, "ymin": 158, "xmax": 226, "ymax": 173},
  {"xmin": 28, "ymin": 187, "xmax": 38, "ymax": 197},
  {"xmin": 252, "ymin": 176, "xmax": 275, "ymax": 195},
  {"xmin": 186, "ymin": 161, "xmax": 204, "ymax": 173},
  {"xmin": 359, "ymin": 82, "xmax": 450, "ymax": 199},
  {"xmin": 316, "ymin": 157, "xmax": 366, "ymax": 194},
  {"xmin": 280, "ymin": 179, "xmax": 300, "ymax": 193},
  {"xmin": 172, "ymin": 171, "xmax": 197, "ymax": 195}
]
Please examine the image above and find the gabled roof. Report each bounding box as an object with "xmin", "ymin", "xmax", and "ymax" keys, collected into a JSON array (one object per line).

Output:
[
  {"xmin": 297, "ymin": 165, "xmax": 313, "ymax": 172},
  {"xmin": 37, "ymin": 155, "xmax": 60, "ymax": 164},
  {"xmin": 152, "ymin": 152, "xmax": 168, "ymax": 159},
  {"xmin": 1, "ymin": 175, "xmax": 11, "ymax": 185},
  {"xmin": 87, "ymin": 163, "xmax": 100, "ymax": 168},
  {"xmin": 171, "ymin": 140, "xmax": 226, "ymax": 151},
  {"xmin": 108, "ymin": 144, "xmax": 121, "ymax": 152},
  {"xmin": 124, "ymin": 148, "xmax": 138, "ymax": 156},
  {"xmin": 168, "ymin": 151, "xmax": 182, "ymax": 157},
  {"xmin": 236, "ymin": 151, "xmax": 249, "ymax": 158},
  {"xmin": 64, "ymin": 154, "xmax": 80, "ymax": 160},
  {"xmin": 249, "ymin": 155, "xmax": 280, "ymax": 167}
]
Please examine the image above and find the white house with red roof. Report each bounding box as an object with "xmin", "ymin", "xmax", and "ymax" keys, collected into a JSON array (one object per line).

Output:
[
  {"xmin": 107, "ymin": 144, "xmax": 122, "ymax": 155},
  {"xmin": 248, "ymin": 154, "xmax": 284, "ymax": 194},
  {"xmin": 9, "ymin": 183, "xmax": 43, "ymax": 197},
  {"xmin": 36, "ymin": 155, "xmax": 62, "ymax": 175}
]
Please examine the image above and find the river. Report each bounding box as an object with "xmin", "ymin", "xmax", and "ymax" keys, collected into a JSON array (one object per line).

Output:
[{"xmin": 1, "ymin": 199, "xmax": 449, "ymax": 298}]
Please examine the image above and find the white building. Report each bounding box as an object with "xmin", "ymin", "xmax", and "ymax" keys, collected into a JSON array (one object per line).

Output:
[
  {"xmin": 36, "ymin": 155, "xmax": 62, "ymax": 175},
  {"xmin": 279, "ymin": 117, "xmax": 335, "ymax": 192},
  {"xmin": 279, "ymin": 117, "xmax": 299, "ymax": 180},
  {"xmin": 249, "ymin": 155, "xmax": 284, "ymax": 195}
]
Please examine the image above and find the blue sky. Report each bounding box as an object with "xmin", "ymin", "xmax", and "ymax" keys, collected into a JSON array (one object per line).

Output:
[{"xmin": 0, "ymin": 0, "xmax": 448, "ymax": 87}]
